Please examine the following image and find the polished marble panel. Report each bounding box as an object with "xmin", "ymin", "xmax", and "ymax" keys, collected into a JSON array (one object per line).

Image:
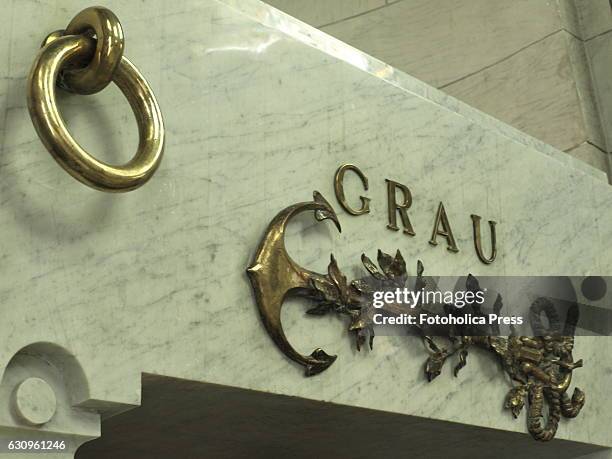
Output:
[{"xmin": 0, "ymin": 0, "xmax": 610, "ymax": 450}]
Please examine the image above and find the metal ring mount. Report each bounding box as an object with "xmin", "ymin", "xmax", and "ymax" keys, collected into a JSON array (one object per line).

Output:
[
  {"xmin": 63, "ymin": 7, "xmax": 125, "ymax": 95},
  {"xmin": 27, "ymin": 7, "xmax": 164, "ymax": 192}
]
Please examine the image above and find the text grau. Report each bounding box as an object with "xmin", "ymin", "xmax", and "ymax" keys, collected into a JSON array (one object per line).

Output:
[{"xmin": 333, "ymin": 163, "xmax": 497, "ymax": 264}]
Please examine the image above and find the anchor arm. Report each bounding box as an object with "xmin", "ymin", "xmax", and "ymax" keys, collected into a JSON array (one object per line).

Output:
[{"xmin": 247, "ymin": 192, "xmax": 341, "ymax": 376}]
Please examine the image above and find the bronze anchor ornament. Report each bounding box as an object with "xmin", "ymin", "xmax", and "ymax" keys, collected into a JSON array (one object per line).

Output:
[
  {"xmin": 246, "ymin": 192, "xmax": 585, "ymax": 441},
  {"xmin": 247, "ymin": 192, "xmax": 341, "ymax": 376}
]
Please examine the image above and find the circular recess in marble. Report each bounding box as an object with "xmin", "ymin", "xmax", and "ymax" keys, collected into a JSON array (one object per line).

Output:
[
  {"xmin": 581, "ymin": 276, "xmax": 607, "ymax": 301},
  {"xmin": 13, "ymin": 377, "xmax": 57, "ymax": 425}
]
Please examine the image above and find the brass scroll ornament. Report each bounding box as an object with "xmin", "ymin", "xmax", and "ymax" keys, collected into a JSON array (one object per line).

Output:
[
  {"xmin": 27, "ymin": 7, "xmax": 164, "ymax": 192},
  {"xmin": 247, "ymin": 192, "xmax": 585, "ymax": 441}
]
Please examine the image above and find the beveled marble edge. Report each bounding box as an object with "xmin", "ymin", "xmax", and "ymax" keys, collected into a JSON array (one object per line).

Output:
[{"xmin": 219, "ymin": 0, "xmax": 608, "ymax": 182}]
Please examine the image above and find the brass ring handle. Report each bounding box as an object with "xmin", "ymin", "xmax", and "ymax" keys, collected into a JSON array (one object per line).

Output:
[{"xmin": 27, "ymin": 8, "xmax": 164, "ymax": 193}]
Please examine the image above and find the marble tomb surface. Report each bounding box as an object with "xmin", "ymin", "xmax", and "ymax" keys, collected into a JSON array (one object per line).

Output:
[{"xmin": 0, "ymin": 0, "xmax": 610, "ymax": 455}]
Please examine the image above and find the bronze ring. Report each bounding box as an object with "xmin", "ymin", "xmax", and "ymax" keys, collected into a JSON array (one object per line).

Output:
[
  {"xmin": 63, "ymin": 7, "xmax": 125, "ymax": 95},
  {"xmin": 27, "ymin": 23, "xmax": 164, "ymax": 192}
]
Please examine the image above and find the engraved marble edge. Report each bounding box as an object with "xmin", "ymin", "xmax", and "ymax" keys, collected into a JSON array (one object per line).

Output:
[{"xmin": 219, "ymin": 0, "xmax": 607, "ymax": 181}]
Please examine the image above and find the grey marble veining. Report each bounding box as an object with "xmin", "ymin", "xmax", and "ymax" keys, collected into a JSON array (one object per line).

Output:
[
  {"xmin": 292, "ymin": 0, "xmax": 609, "ymax": 174},
  {"xmin": 228, "ymin": 0, "xmax": 607, "ymax": 181},
  {"xmin": 0, "ymin": 0, "xmax": 610, "ymax": 451}
]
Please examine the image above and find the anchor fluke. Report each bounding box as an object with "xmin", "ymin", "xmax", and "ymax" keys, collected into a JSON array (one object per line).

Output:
[{"xmin": 306, "ymin": 349, "xmax": 337, "ymax": 376}]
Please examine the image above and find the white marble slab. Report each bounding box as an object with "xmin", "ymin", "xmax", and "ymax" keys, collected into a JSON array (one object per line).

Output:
[
  {"xmin": 315, "ymin": 0, "xmax": 609, "ymax": 171},
  {"xmin": 0, "ymin": 0, "xmax": 610, "ymax": 450}
]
